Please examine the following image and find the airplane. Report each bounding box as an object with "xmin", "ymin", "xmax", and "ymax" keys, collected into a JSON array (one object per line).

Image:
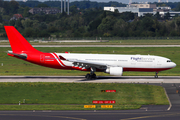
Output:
[{"xmin": 4, "ymin": 26, "xmax": 176, "ymax": 79}]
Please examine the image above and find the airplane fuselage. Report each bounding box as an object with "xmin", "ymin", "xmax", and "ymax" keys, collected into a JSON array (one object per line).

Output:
[
  {"xmin": 5, "ymin": 26, "xmax": 176, "ymax": 78},
  {"xmin": 19, "ymin": 52, "xmax": 176, "ymax": 73}
]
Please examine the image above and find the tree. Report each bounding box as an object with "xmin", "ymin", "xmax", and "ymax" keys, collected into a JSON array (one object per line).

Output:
[
  {"xmin": 0, "ymin": 15, "xmax": 2, "ymax": 23},
  {"xmin": 38, "ymin": 22, "xmax": 47, "ymax": 30},
  {"xmin": 175, "ymin": 2, "xmax": 180, "ymax": 11},
  {"xmin": 15, "ymin": 19, "xmax": 23, "ymax": 28},
  {"xmin": 36, "ymin": 3, "xmax": 48, "ymax": 8},
  {"xmin": 169, "ymin": 30, "xmax": 179, "ymax": 36},
  {"xmin": 70, "ymin": 5, "xmax": 78, "ymax": 15},
  {"xmin": 120, "ymin": 12, "xmax": 134, "ymax": 21},
  {"xmin": 174, "ymin": 16, "xmax": 180, "ymax": 31},
  {"xmin": 32, "ymin": 20, "xmax": 39, "ymax": 28},
  {"xmin": 44, "ymin": 14, "xmax": 57, "ymax": 23},
  {"xmin": 144, "ymin": 13, "xmax": 153, "ymax": 18},
  {"xmin": 164, "ymin": 12, "xmax": 171, "ymax": 20},
  {"xmin": 23, "ymin": 27, "xmax": 34, "ymax": 37},
  {"xmin": 141, "ymin": 16, "xmax": 155, "ymax": 32},
  {"xmin": 114, "ymin": 9, "xmax": 119, "ymax": 13},
  {"xmin": 113, "ymin": 19, "xmax": 128, "ymax": 37},
  {"xmin": 21, "ymin": 19, "xmax": 33, "ymax": 28},
  {"xmin": 9, "ymin": 20, "xmax": 15, "ymax": 26},
  {"xmin": 23, "ymin": 7, "xmax": 30, "ymax": 17},
  {"xmin": 175, "ymin": 14, "xmax": 179, "ymax": 18},
  {"xmin": 38, "ymin": 30, "xmax": 50, "ymax": 37},
  {"xmin": 3, "ymin": 1, "xmax": 10, "ymax": 15},
  {"xmin": 0, "ymin": 0, "xmax": 3, "ymax": 8},
  {"xmin": 47, "ymin": 26, "xmax": 58, "ymax": 33},
  {"xmin": 152, "ymin": 19, "xmax": 161, "ymax": 36},
  {"xmin": 34, "ymin": 14, "xmax": 46, "ymax": 22},
  {"xmin": 88, "ymin": 17, "xmax": 102, "ymax": 31},
  {"xmin": 154, "ymin": 12, "xmax": 161, "ymax": 20},
  {"xmin": 97, "ymin": 16, "xmax": 116, "ymax": 35},
  {"xmin": 9, "ymin": 0, "xmax": 19, "ymax": 14}
]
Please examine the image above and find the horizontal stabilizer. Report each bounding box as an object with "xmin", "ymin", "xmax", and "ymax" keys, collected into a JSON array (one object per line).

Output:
[{"xmin": 8, "ymin": 51, "xmax": 27, "ymax": 59}]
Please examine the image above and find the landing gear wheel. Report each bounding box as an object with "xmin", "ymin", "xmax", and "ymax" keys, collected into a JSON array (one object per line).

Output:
[
  {"xmin": 85, "ymin": 73, "xmax": 91, "ymax": 80},
  {"xmin": 92, "ymin": 73, "xmax": 96, "ymax": 79},
  {"xmin": 85, "ymin": 67, "xmax": 97, "ymax": 80},
  {"xmin": 154, "ymin": 72, "xmax": 158, "ymax": 78},
  {"xmin": 85, "ymin": 73, "xmax": 96, "ymax": 80}
]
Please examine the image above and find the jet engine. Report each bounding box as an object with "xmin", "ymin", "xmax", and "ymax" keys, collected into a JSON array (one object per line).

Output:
[{"xmin": 105, "ymin": 67, "xmax": 123, "ymax": 76}]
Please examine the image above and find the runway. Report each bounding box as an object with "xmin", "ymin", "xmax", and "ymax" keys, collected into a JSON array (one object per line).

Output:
[
  {"xmin": 1, "ymin": 45, "xmax": 180, "ymax": 47},
  {"xmin": 0, "ymin": 76, "xmax": 180, "ymax": 83}
]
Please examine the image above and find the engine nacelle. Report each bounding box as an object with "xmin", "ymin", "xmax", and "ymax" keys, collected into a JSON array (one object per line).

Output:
[{"xmin": 105, "ymin": 67, "xmax": 123, "ymax": 76}]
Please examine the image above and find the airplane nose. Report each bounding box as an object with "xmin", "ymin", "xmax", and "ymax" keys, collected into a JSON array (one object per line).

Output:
[{"xmin": 172, "ymin": 62, "xmax": 176, "ymax": 68}]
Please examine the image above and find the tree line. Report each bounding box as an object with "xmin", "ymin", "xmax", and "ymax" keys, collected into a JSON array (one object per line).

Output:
[{"xmin": 0, "ymin": 0, "xmax": 180, "ymax": 38}]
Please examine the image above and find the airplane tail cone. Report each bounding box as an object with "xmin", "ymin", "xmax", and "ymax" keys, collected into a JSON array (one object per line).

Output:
[{"xmin": 4, "ymin": 26, "xmax": 40, "ymax": 53}]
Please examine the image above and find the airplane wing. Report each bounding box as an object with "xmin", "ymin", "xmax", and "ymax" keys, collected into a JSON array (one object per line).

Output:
[{"xmin": 59, "ymin": 55, "xmax": 107, "ymax": 69}]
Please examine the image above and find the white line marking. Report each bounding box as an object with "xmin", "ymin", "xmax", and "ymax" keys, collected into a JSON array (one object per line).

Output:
[{"xmin": 164, "ymin": 88, "xmax": 172, "ymax": 111}]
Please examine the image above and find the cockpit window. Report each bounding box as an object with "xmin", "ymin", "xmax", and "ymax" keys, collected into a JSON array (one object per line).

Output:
[{"xmin": 167, "ymin": 60, "xmax": 172, "ymax": 62}]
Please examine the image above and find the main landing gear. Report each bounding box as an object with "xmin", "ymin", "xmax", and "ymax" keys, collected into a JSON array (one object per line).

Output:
[
  {"xmin": 85, "ymin": 67, "xmax": 96, "ymax": 80},
  {"xmin": 154, "ymin": 72, "xmax": 158, "ymax": 78},
  {"xmin": 85, "ymin": 73, "xmax": 96, "ymax": 80}
]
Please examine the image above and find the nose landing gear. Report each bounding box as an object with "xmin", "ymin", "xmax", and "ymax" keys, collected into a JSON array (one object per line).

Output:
[{"xmin": 155, "ymin": 72, "xmax": 158, "ymax": 78}]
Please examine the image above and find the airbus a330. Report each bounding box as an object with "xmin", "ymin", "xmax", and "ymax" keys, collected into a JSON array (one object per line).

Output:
[{"xmin": 5, "ymin": 26, "xmax": 176, "ymax": 79}]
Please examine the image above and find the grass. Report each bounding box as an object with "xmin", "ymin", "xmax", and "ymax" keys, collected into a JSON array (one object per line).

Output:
[
  {"xmin": 0, "ymin": 47, "xmax": 179, "ymax": 76},
  {"xmin": 0, "ymin": 105, "xmax": 141, "ymax": 110},
  {"xmin": 0, "ymin": 83, "xmax": 168, "ymax": 110}
]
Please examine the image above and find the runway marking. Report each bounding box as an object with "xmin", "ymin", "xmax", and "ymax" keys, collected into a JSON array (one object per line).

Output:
[{"xmin": 164, "ymin": 88, "xmax": 172, "ymax": 111}]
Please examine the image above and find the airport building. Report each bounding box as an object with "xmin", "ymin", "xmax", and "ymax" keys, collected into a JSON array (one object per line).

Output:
[
  {"xmin": 160, "ymin": 11, "xmax": 180, "ymax": 17},
  {"xmin": 104, "ymin": 5, "xmax": 154, "ymax": 17},
  {"xmin": 104, "ymin": 3, "xmax": 180, "ymax": 17},
  {"xmin": 29, "ymin": 8, "xmax": 61, "ymax": 14}
]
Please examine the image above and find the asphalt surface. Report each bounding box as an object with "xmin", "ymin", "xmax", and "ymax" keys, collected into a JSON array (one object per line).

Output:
[
  {"xmin": 1, "ymin": 45, "xmax": 180, "ymax": 47},
  {"xmin": 0, "ymin": 109, "xmax": 180, "ymax": 120},
  {"xmin": 1, "ymin": 77, "xmax": 180, "ymax": 120},
  {"xmin": 0, "ymin": 76, "xmax": 180, "ymax": 83}
]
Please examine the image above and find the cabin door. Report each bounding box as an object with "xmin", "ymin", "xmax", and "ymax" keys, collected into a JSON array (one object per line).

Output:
[{"xmin": 40, "ymin": 54, "xmax": 45, "ymax": 62}]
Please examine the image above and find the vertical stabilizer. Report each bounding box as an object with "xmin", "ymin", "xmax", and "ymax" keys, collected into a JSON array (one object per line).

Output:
[{"xmin": 4, "ymin": 26, "xmax": 40, "ymax": 53}]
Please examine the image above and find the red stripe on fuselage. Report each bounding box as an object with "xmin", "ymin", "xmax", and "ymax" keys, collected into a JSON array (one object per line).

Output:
[{"xmin": 52, "ymin": 53, "xmax": 66, "ymax": 67}]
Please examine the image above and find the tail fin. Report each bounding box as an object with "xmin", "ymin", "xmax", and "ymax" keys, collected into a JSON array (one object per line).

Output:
[{"xmin": 4, "ymin": 26, "xmax": 40, "ymax": 53}]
